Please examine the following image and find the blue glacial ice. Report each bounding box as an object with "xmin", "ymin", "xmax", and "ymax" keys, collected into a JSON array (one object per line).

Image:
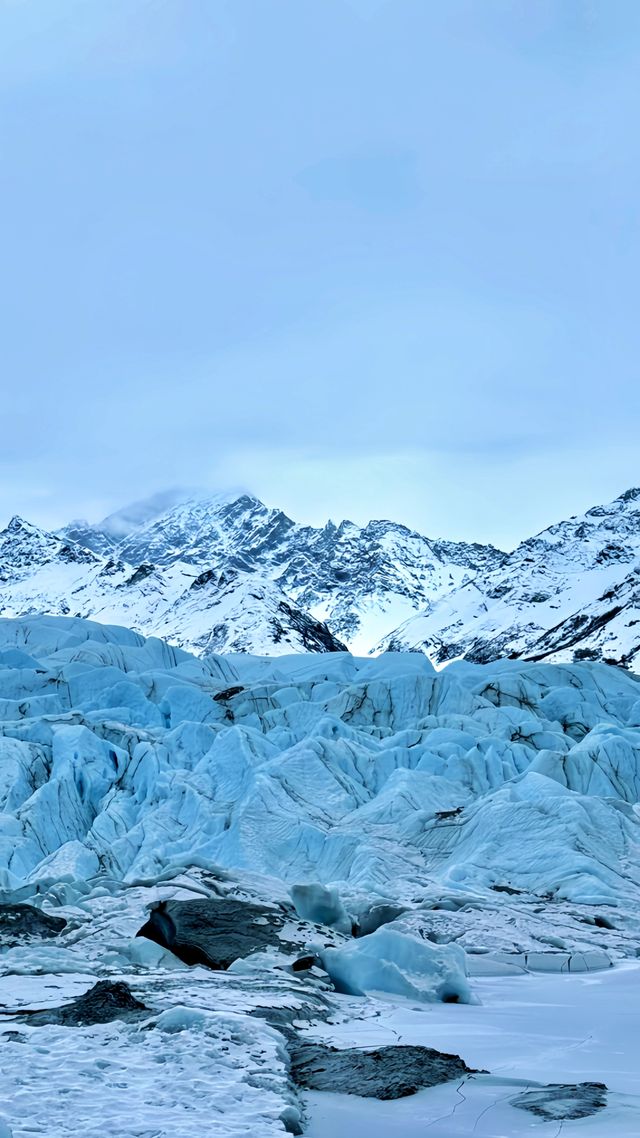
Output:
[
  {"xmin": 2, "ymin": 616, "xmax": 640, "ymax": 1135},
  {"xmin": 2, "ymin": 614, "xmax": 640, "ymax": 995}
]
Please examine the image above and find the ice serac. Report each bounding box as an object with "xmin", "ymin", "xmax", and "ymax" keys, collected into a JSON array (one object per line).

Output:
[
  {"xmin": 290, "ymin": 883, "xmax": 352, "ymax": 933},
  {"xmin": 1, "ymin": 615, "xmax": 640, "ymax": 969},
  {"xmin": 321, "ymin": 927, "xmax": 474, "ymax": 1003},
  {"xmin": 0, "ymin": 614, "xmax": 639, "ymax": 1135}
]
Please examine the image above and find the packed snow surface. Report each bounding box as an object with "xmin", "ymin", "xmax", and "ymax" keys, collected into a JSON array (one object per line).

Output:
[
  {"xmin": 304, "ymin": 965, "xmax": 640, "ymax": 1136},
  {"xmin": 2, "ymin": 615, "xmax": 640, "ymax": 1134}
]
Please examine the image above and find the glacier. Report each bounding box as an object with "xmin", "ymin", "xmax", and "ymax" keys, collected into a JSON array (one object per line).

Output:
[
  {"xmin": 3, "ymin": 614, "xmax": 640, "ymax": 916},
  {"xmin": 1, "ymin": 615, "xmax": 640, "ymax": 1133}
]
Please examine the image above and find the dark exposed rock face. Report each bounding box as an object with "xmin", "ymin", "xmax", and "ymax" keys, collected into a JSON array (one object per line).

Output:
[
  {"xmin": 291, "ymin": 954, "xmax": 318, "ymax": 972},
  {"xmin": 212, "ymin": 684, "xmax": 245, "ymax": 702},
  {"xmin": 273, "ymin": 601, "xmax": 348, "ymax": 653},
  {"xmin": 136, "ymin": 897, "xmax": 294, "ymax": 969},
  {"xmin": 354, "ymin": 903, "xmax": 407, "ymax": 937},
  {"xmin": 122, "ymin": 562, "xmax": 156, "ymax": 587},
  {"xmin": 23, "ymin": 981, "xmax": 148, "ymax": 1027},
  {"xmin": 511, "ymin": 1081, "xmax": 607, "ymax": 1121},
  {"xmin": 0, "ymin": 904, "xmax": 66, "ymax": 945},
  {"xmin": 289, "ymin": 1041, "xmax": 479, "ymax": 1099}
]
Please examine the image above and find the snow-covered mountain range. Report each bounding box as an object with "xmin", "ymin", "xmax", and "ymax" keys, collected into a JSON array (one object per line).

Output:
[
  {"xmin": 1, "ymin": 486, "xmax": 640, "ymax": 667},
  {"xmin": 382, "ymin": 486, "xmax": 640, "ymax": 670}
]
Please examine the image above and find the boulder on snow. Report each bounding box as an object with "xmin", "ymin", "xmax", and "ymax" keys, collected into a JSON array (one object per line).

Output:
[
  {"xmin": 0, "ymin": 904, "xmax": 66, "ymax": 946},
  {"xmin": 22, "ymin": 981, "xmax": 148, "ymax": 1027},
  {"xmin": 511, "ymin": 1081, "xmax": 607, "ymax": 1121},
  {"xmin": 136, "ymin": 897, "xmax": 295, "ymax": 969},
  {"xmin": 289, "ymin": 1041, "xmax": 479, "ymax": 1098}
]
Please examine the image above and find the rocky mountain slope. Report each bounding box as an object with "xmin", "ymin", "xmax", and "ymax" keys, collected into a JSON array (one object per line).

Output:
[
  {"xmin": 64, "ymin": 492, "xmax": 505, "ymax": 653},
  {"xmin": 380, "ymin": 487, "xmax": 640, "ymax": 670},
  {"xmin": 0, "ymin": 514, "xmax": 346, "ymax": 657},
  {"xmin": 1, "ymin": 486, "xmax": 640, "ymax": 666},
  {"xmin": 0, "ymin": 491, "xmax": 503, "ymax": 657}
]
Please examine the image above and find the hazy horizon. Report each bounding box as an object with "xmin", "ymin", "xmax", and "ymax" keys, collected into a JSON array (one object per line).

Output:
[
  {"xmin": 3, "ymin": 476, "xmax": 638, "ymax": 555},
  {"xmin": 4, "ymin": 1, "xmax": 640, "ymax": 547}
]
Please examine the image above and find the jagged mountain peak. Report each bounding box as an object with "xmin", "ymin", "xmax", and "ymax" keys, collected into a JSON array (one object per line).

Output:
[
  {"xmin": 112, "ymin": 491, "xmax": 290, "ymax": 569},
  {"xmin": 1, "ymin": 514, "xmax": 64, "ymax": 567},
  {"xmin": 3, "ymin": 484, "xmax": 640, "ymax": 667},
  {"xmin": 79, "ymin": 486, "xmax": 259, "ymax": 550},
  {"xmin": 1, "ymin": 514, "xmax": 98, "ymax": 577},
  {"xmin": 612, "ymin": 485, "xmax": 640, "ymax": 505},
  {"xmin": 379, "ymin": 484, "xmax": 640, "ymax": 669},
  {"xmin": 97, "ymin": 487, "xmax": 208, "ymax": 538},
  {"xmin": 4, "ymin": 514, "xmax": 46, "ymax": 535},
  {"xmin": 3, "ymin": 489, "xmax": 504, "ymax": 657}
]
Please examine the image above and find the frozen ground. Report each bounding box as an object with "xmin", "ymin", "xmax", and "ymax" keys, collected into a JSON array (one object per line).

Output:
[
  {"xmin": 305, "ymin": 965, "xmax": 640, "ymax": 1136},
  {"xmin": 1, "ymin": 615, "xmax": 640, "ymax": 1134},
  {"xmin": 305, "ymin": 1079, "xmax": 640, "ymax": 1138},
  {"xmin": 3, "ymin": 949, "xmax": 639, "ymax": 1135}
]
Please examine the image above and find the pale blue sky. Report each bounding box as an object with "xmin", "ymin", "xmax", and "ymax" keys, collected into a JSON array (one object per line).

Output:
[{"xmin": 2, "ymin": 0, "xmax": 639, "ymax": 548}]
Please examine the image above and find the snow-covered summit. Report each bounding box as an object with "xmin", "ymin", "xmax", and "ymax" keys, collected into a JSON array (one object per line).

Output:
[
  {"xmin": 0, "ymin": 516, "xmax": 97, "ymax": 577},
  {"xmin": 3, "ymin": 486, "xmax": 640, "ymax": 666},
  {"xmin": 49, "ymin": 491, "xmax": 505, "ymax": 655},
  {"xmin": 380, "ymin": 486, "xmax": 640, "ymax": 669},
  {"xmin": 114, "ymin": 493, "xmax": 293, "ymax": 567}
]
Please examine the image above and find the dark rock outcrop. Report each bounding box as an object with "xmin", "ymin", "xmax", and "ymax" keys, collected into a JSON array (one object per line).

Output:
[
  {"xmin": 136, "ymin": 897, "xmax": 294, "ymax": 969},
  {"xmin": 22, "ymin": 981, "xmax": 148, "ymax": 1027},
  {"xmin": 273, "ymin": 602, "xmax": 348, "ymax": 653},
  {"xmin": 354, "ymin": 903, "xmax": 407, "ymax": 937},
  {"xmin": 511, "ymin": 1081, "xmax": 607, "ymax": 1121},
  {"xmin": 0, "ymin": 904, "xmax": 66, "ymax": 945},
  {"xmin": 289, "ymin": 1041, "xmax": 479, "ymax": 1099}
]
